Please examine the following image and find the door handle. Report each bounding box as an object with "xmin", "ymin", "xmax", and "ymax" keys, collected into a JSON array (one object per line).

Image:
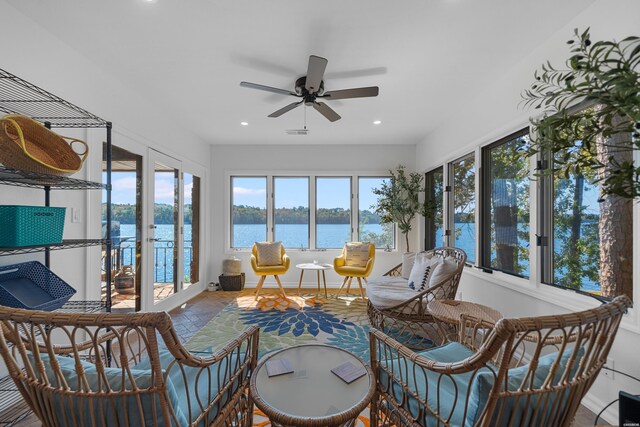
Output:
[{"xmin": 148, "ymin": 238, "xmax": 160, "ymax": 242}]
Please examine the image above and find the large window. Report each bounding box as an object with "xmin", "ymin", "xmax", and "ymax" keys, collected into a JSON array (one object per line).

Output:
[
  {"xmin": 230, "ymin": 174, "xmax": 395, "ymax": 250},
  {"xmin": 231, "ymin": 177, "xmax": 267, "ymax": 248},
  {"xmin": 450, "ymin": 153, "xmax": 476, "ymax": 263},
  {"xmin": 359, "ymin": 177, "xmax": 394, "ymax": 250},
  {"xmin": 424, "ymin": 167, "xmax": 444, "ymax": 250},
  {"xmin": 538, "ymin": 113, "xmax": 633, "ymax": 300},
  {"xmin": 274, "ymin": 177, "xmax": 309, "ymax": 249},
  {"xmin": 316, "ymin": 177, "xmax": 351, "ymax": 249},
  {"xmin": 482, "ymin": 129, "xmax": 530, "ymax": 277}
]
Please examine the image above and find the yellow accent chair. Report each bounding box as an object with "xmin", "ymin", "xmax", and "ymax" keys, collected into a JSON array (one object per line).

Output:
[
  {"xmin": 334, "ymin": 242, "xmax": 375, "ymax": 299},
  {"xmin": 251, "ymin": 242, "xmax": 290, "ymax": 300}
]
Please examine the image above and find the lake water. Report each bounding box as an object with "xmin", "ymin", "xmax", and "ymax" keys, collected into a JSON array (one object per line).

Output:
[{"xmin": 117, "ymin": 222, "xmax": 599, "ymax": 292}]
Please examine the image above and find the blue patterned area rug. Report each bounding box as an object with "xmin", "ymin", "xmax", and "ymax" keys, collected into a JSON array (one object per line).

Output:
[{"xmin": 186, "ymin": 293, "xmax": 371, "ymax": 361}]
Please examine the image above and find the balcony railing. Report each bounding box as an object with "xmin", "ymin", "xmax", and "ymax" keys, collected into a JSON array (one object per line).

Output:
[{"xmin": 114, "ymin": 237, "xmax": 193, "ymax": 283}]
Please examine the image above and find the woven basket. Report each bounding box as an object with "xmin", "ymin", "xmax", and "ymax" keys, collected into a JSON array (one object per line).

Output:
[{"xmin": 0, "ymin": 114, "xmax": 88, "ymax": 176}]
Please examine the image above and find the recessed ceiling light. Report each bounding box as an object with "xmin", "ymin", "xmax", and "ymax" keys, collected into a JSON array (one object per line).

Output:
[
  {"xmin": 240, "ymin": 121, "xmax": 249, "ymax": 126},
  {"xmin": 373, "ymin": 120, "xmax": 382, "ymax": 125}
]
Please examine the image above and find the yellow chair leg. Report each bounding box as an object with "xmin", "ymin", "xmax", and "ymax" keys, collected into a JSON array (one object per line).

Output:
[
  {"xmin": 346, "ymin": 277, "xmax": 354, "ymax": 294},
  {"xmin": 274, "ymin": 275, "xmax": 287, "ymax": 298},
  {"xmin": 357, "ymin": 277, "xmax": 366, "ymax": 300},
  {"xmin": 336, "ymin": 276, "xmax": 349, "ymax": 298},
  {"xmin": 254, "ymin": 276, "xmax": 266, "ymax": 300}
]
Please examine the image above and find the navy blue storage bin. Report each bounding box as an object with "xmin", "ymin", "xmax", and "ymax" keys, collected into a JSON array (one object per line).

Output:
[{"xmin": 0, "ymin": 261, "xmax": 76, "ymax": 311}]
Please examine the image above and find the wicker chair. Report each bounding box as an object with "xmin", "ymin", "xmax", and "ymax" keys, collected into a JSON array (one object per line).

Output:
[
  {"xmin": 0, "ymin": 306, "xmax": 260, "ymax": 427},
  {"xmin": 369, "ymin": 295, "xmax": 632, "ymax": 427},
  {"xmin": 367, "ymin": 247, "xmax": 467, "ymax": 350}
]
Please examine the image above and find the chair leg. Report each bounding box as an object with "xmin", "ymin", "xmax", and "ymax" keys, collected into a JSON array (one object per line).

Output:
[
  {"xmin": 274, "ymin": 275, "xmax": 287, "ymax": 298},
  {"xmin": 346, "ymin": 277, "xmax": 354, "ymax": 294},
  {"xmin": 254, "ymin": 276, "xmax": 266, "ymax": 300},
  {"xmin": 336, "ymin": 276, "xmax": 349, "ymax": 298},
  {"xmin": 357, "ymin": 277, "xmax": 366, "ymax": 300}
]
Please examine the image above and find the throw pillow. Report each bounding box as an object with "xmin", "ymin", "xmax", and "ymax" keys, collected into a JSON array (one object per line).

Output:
[
  {"xmin": 401, "ymin": 252, "xmax": 416, "ymax": 279},
  {"xmin": 255, "ymin": 241, "xmax": 283, "ymax": 266},
  {"xmin": 345, "ymin": 242, "xmax": 370, "ymax": 268},
  {"xmin": 429, "ymin": 256, "xmax": 459, "ymax": 287},
  {"xmin": 408, "ymin": 256, "xmax": 440, "ymax": 292}
]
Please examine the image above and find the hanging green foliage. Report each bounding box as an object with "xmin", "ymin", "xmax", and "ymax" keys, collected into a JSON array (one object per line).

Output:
[{"xmin": 521, "ymin": 28, "xmax": 640, "ymax": 198}]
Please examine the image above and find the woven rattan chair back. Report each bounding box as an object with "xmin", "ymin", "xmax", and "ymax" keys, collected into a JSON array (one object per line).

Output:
[
  {"xmin": 368, "ymin": 247, "xmax": 467, "ymax": 350},
  {"xmin": 370, "ymin": 295, "xmax": 632, "ymax": 427},
  {"xmin": 0, "ymin": 306, "xmax": 259, "ymax": 427}
]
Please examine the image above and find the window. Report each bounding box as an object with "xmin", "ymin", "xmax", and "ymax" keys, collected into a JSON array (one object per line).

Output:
[
  {"xmin": 231, "ymin": 177, "xmax": 267, "ymax": 248},
  {"xmin": 424, "ymin": 167, "xmax": 444, "ymax": 250},
  {"xmin": 359, "ymin": 177, "xmax": 394, "ymax": 250},
  {"xmin": 316, "ymin": 177, "xmax": 351, "ymax": 249},
  {"xmin": 482, "ymin": 129, "xmax": 530, "ymax": 277},
  {"xmin": 184, "ymin": 173, "xmax": 200, "ymax": 288},
  {"xmin": 450, "ymin": 154, "xmax": 476, "ymax": 262},
  {"xmin": 274, "ymin": 177, "xmax": 309, "ymax": 249},
  {"xmin": 538, "ymin": 109, "xmax": 633, "ymax": 300}
]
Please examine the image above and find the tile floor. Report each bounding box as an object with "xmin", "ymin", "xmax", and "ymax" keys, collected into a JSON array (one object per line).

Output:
[{"xmin": 15, "ymin": 289, "xmax": 602, "ymax": 426}]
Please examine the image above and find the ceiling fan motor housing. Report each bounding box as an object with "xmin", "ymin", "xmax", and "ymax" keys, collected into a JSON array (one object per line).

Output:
[{"xmin": 295, "ymin": 76, "xmax": 325, "ymax": 98}]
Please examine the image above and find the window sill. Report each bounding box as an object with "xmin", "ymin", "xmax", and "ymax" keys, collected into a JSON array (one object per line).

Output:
[{"xmin": 462, "ymin": 266, "xmax": 640, "ymax": 334}]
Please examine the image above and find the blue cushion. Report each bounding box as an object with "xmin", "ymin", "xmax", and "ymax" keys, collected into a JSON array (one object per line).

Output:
[
  {"xmin": 379, "ymin": 342, "xmax": 584, "ymax": 427},
  {"xmin": 379, "ymin": 342, "xmax": 496, "ymax": 427},
  {"xmin": 30, "ymin": 352, "xmax": 185, "ymax": 426},
  {"xmin": 467, "ymin": 346, "xmax": 585, "ymax": 426}
]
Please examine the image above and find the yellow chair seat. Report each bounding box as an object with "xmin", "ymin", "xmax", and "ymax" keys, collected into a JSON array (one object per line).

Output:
[
  {"xmin": 334, "ymin": 265, "xmax": 369, "ymax": 277},
  {"xmin": 252, "ymin": 264, "xmax": 289, "ymax": 275}
]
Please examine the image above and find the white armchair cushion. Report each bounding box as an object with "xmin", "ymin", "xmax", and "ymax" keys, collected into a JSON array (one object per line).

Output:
[
  {"xmin": 429, "ymin": 256, "xmax": 459, "ymax": 286},
  {"xmin": 345, "ymin": 242, "xmax": 370, "ymax": 268}
]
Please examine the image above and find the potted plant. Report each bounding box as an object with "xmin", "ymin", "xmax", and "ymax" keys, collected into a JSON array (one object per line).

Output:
[
  {"xmin": 371, "ymin": 165, "xmax": 433, "ymax": 253},
  {"xmin": 521, "ymin": 28, "xmax": 639, "ymax": 298}
]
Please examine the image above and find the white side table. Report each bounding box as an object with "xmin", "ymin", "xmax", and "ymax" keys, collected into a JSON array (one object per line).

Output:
[{"xmin": 295, "ymin": 263, "xmax": 332, "ymax": 298}]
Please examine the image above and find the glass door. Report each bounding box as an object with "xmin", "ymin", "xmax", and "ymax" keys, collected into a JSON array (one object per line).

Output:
[
  {"xmin": 103, "ymin": 143, "xmax": 143, "ymax": 312},
  {"xmin": 147, "ymin": 150, "xmax": 182, "ymax": 308}
]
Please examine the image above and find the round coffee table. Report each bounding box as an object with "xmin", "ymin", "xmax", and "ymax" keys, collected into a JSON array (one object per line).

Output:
[
  {"xmin": 250, "ymin": 344, "xmax": 374, "ymax": 427},
  {"xmin": 427, "ymin": 300, "xmax": 503, "ymax": 343},
  {"xmin": 296, "ymin": 263, "xmax": 332, "ymax": 298}
]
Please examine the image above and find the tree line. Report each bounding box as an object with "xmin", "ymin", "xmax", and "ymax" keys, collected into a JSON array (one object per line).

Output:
[
  {"xmin": 103, "ymin": 203, "xmax": 192, "ymax": 224},
  {"xmin": 232, "ymin": 205, "xmax": 381, "ymax": 224}
]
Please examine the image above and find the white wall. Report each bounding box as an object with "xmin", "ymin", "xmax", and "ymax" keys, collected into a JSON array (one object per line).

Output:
[
  {"xmin": 416, "ymin": 0, "xmax": 640, "ymax": 422},
  {"xmin": 210, "ymin": 143, "xmax": 417, "ymax": 288},
  {"xmin": 0, "ymin": 3, "xmax": 212, "ymax": 307}
]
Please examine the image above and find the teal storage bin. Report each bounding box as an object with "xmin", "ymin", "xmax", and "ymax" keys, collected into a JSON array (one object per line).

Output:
[{"xmin": 0, "ymin": 205, "xmax": 66, "ymax": 247}]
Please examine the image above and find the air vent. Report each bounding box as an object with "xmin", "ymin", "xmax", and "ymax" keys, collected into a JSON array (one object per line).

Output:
[{"xmin": 285, "ymin": 129, "xmax": 309, "ymax": 136}]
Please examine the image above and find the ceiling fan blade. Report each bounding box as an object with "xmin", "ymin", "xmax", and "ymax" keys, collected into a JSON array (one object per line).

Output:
[
  {"xmin": 305, "ymin": 55, "xmax": 328, "ymax": 93},
  {"xmin": 240, "ymin": 81, "xmax": 297, "ymax": 96},
  {"xmin": 268, "ymin": 101, "xmax": 304, "ymax": 118},
  {"xmin": 313, "ymin": 102, "xmax": 341, "ymax": 122},
  {"xmin": 322, "ymin": 86, "xmax": 379, "ymax": 100}
]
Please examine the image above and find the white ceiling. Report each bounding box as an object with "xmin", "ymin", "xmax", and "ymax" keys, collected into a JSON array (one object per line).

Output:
[{"xmin": 9, "ymin": 0, "xmax": 596, "ymax": 146}]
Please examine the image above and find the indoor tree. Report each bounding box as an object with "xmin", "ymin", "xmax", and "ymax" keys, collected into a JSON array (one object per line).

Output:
[
  {"xmin": 371, "ymin": 165, "xmax": 433, "ymax": 252},
  {"xmin": 522, "ymin": 28, "xmax": 639, "ymax": 298}
]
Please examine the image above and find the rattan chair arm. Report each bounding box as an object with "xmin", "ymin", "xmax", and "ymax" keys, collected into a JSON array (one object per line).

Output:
[
  {"xmin": 0, "ymin": 322, "xmax": 122, "ymax": 354},
  {"xmin": 370, "ymin": 327, "xmax": 501, "ymax": 374},
  {"xmin": 382, "ymin": 263, "xmax": 403, "ymax": 276},
  {"xmin": 374, "ymin": 280, "xmax": 450, "ymax": 314}
]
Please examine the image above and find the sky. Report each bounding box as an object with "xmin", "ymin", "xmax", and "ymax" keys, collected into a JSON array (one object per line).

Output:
[
  {"xmin": 103, "ymin": 171, "xmax": 194, "ymax": 205},
  {"xmin": 232, "ymin": 176, "xmax": 387, "ymax": 210}
]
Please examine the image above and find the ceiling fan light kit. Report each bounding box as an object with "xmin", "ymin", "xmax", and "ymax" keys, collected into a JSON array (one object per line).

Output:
[{"xmin": 241, "ymin": 55, "xmax": 379, "ymax": 122}]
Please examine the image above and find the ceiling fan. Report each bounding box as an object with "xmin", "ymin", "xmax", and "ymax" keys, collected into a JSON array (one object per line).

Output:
[{"xmin": 240, "ymin": 55, "xmax": 379, "ymax": 122}]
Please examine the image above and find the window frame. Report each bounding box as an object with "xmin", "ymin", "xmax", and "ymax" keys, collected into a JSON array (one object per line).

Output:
[
  {"xmin": 272, "ymin": 176, "xmax": 311, "ymax": 249},
  {"xmin": 480, "ymin": 127, "xmax": 531, "ymax": 278},
  {"xmin": 448, "ymin": 152, "xmax": 476, "ymax": 264},
  {"xmin": 228, "ymin": 173, "xmax": 395, "ymax": 251},
  {"xmin": 230, "ymin": 175, "xmax": 268, "ymax": 249},
  {"xmin": 357, "ymin": 176, "xmax": 396, "ymax": 250},
  {"xmin": 424, "ymin": 166, "xmax": 444, "ymax": 251}
]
